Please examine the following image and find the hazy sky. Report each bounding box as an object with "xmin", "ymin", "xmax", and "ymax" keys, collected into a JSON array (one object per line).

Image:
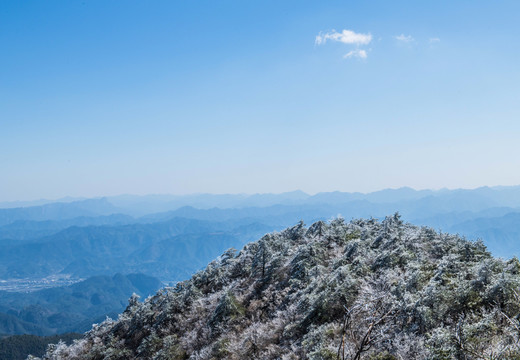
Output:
[{"xmin": 1, "ymin": 1, "xmax": 520, "ymax": 201}]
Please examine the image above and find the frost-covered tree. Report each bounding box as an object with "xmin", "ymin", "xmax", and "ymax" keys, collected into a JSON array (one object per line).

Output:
[{"xmin": 32, "ymin": 215, "xmax": 520, "ymax": 360}]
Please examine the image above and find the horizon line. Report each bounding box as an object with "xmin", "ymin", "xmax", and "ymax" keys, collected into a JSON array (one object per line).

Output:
[{"xmin": 1, "ymin": 184, "xmax": 519, "ymax": 206}]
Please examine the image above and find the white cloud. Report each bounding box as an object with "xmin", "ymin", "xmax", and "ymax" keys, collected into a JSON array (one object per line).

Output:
[
  {"xmin": 315, "ymin": 29, "xmax": 372, "ymax": 46},
  {"xmin": 395, "ymin": 34, "xmax": 414, "ymax": 42},
  {"xmin": 429, "ymin": 37, "xmax": 441, "ymax": 43},
  {"xmin": 343, "ymin": 49, "xmax": 368, "ymax": 59}
]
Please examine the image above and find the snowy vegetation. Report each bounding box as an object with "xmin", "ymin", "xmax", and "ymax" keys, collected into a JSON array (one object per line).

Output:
[{"xmin": 32, "ymin": 214, "xmax": 520, "ymax": 359}]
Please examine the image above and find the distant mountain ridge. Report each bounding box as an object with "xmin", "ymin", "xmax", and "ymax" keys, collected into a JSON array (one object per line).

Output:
[
  {"xmin": 0, "ymin": 198, "xmax": 120, "ymax": 227},
  {"xmin": 0, "ymin": 187, "xmax": 519, "ymax": 285},
  {"xmin": 4, "ymin": 185, "xmax": 520, "ymax": 217},
  {"xmin": 0, "ymin": 214, "xmax": 134, "ymax": 241},
  {"xmin": 0, "ymin": 217, "xmax": 275, "ymax": 280}
]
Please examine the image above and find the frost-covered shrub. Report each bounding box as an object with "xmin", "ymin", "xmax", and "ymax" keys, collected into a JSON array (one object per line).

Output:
[{"xmin": 32, "ymin": 215, "xmax": 520, "ymax": 359}]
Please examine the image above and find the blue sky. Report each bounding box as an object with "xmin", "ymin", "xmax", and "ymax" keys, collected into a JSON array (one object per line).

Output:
[{"xmin": 1, "ymin": 1, "xmax": 519, "ymax": 201}]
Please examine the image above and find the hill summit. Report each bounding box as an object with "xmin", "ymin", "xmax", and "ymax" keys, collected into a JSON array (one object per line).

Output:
[{"xmin": 33, "ymin": 214, "xmax": 520, "ymax": 359}]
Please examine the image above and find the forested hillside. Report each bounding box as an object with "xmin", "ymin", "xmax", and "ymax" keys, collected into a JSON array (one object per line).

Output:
[
  {"xmin": 0, "ymin": 274, "xmax": 161, "ymax": 336},
  {"xmin": 0, "ymin": 218, "xmax": 273, "ymax": 281},
  {"xmin": 33, "ymin": 215, "xmax": 520, "ymax": 359},
  {"xmin": 0, "ymin": 333, "xmax": 81, "ymax": 360}
]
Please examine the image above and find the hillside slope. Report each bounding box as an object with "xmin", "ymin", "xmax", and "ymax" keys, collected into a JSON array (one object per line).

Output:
[
  {"xmin": 33, "ymin": 215, "xmax": 520, "ymax": 359},
  {"xmin": 0, "ymin": 274, "xmax": 162, "ymax": 336},
  {"xmin": 0, "ymin": 333, "xmax": 81, "ymax": 360},
  {"xmin": 0, "ymin": 218, "xmax": 271, "ymax": 281}
]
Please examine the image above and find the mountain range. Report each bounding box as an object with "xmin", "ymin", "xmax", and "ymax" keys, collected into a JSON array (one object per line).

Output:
[
  {"xmin": 1, "ymin": 187, "xmax": 519, "ymax": 281},
  {"xmin": 0, "ymin": 187, "xmax": 519, "ymax": 358}
]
